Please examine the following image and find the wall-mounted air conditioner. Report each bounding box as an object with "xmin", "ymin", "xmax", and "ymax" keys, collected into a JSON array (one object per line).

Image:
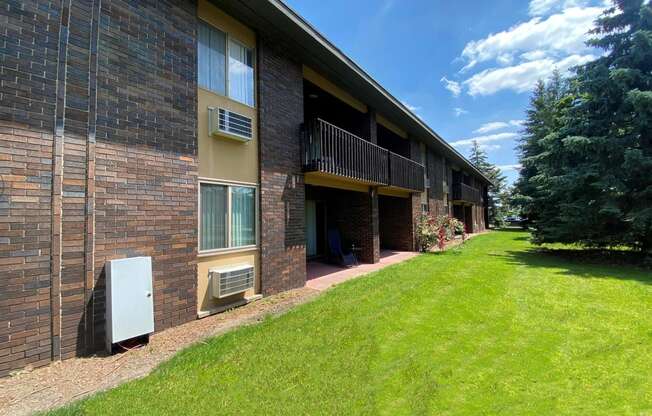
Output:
[
  {"xmin": 210, "ymin": 264, "xmax": 255, "ymax": 298},
  {"xmin": 106, "ymin": 257, "xmax": 154, "ymax": 351},
  {"xmin": 208, "ymin": 107, "xmax": 253, "ymax": 142}
]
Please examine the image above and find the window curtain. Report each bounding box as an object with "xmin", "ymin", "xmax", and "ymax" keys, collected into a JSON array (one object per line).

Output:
[
  {"xmin": 200, "ymin": 184, "xmax": 227, "ymax": 250},
  {"xmin": 228, "ymin": 40, "xmax": 254, "ymax": 106},
  {"xmin": 198, "ymin": 22, "xmax": 226, "ymax": 94},
  {"xmin": 231, "ymin": 187, "xmax": 255, "ymax": 247}
]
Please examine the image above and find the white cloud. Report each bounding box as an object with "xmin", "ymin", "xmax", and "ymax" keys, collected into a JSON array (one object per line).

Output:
[
  {"xmin": 401, "ymin": 100, "xmax": 421, "ymax": 112},
  {"xmin": 460, "ymin": 6, "xmax": 603, "ymax": 72},
  {"xmin": 474, "ymin": 121, "xmax": 510, "ymax": 134},
  {"xmin": 528, "ymin": 0, "xmax": 607, "ymax": 16},
  {"xmin": 474, "ymin": 119, "xmax": 524, "ymax": 134},
  {"xmin": 463, "ymin": 53, "xmax": 596, "ymax": 96},
  {"xmin": 520, "ymin": 49, "xmax": 548, "ymax": 61},
  {"xmin": 440, "ymin": 77, "xmax": 462, "ymax": 97},
  {"xmin": 450, "ymin": 132, "xmax": 519, "ymax": 147},
  {"xmin": 498, "ymin": 164, "xmax": 523, "ymax": 171},
  {"xmin": 453, "ymin": 107, "xmax": 468, "ymax": 117},
  {"xmin": 496, "ymin": 53, "xmax": 515, "ymax": 66}
]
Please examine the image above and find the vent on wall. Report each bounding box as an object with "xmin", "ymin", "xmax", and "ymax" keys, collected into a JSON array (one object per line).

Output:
[
  {"xmin": 210, "ymin": 265, "xmax": 255, "ymax": 298},
  {"xmin": 208, "ymin": 107, "xmax": 253, "ymax": 142}
]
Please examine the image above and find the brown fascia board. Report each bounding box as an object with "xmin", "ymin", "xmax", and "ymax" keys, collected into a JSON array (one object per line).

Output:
[{"xmin": 217, "ymin": 0, "xmax": 492, "ymax": 185}]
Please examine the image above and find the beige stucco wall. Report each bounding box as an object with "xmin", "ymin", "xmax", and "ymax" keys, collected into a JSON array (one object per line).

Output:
[
  {"xmin": 196, "ymin": 0, "xmax": 260, "ymax": 315},
  {"xmin": 197, "ymin": 249, "xmax": 260, "ymax": 314},
  {"xmin": 198, "ymin": 89, "xmax": 258, "ymax": 183}
]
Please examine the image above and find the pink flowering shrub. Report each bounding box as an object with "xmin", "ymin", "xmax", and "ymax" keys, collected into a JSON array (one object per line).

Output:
[{"xmin": 416, "ymin": 214, "xmax": 465, "ymax": 252}]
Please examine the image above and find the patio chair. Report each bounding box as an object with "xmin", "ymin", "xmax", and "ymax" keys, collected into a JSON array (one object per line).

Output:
[{"xmin": 327, "ymin": 229, "xmax": 357, "ymax": 267}]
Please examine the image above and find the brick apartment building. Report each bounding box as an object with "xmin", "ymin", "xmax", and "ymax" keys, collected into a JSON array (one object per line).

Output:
[{"xmin": 0, "ymin": 0, "xmax": 490, "ymax": 376}]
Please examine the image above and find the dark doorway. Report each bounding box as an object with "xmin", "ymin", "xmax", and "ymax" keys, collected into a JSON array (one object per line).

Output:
[
  {"xmin": 305, "ymin": 199, "xmax": 326, "ymax": 259},
  {"xmin": 464, "ymin": 205, "xmax": 473, "ymax": 233}
]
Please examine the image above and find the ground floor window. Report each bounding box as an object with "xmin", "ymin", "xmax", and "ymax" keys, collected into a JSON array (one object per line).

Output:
[{"xmin": 200, "ymin": 182, "xmax": 257, "ymax": 252}]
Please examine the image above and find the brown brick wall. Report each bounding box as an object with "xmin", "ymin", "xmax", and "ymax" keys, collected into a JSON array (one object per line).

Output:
[
  {"xmin": 257, "ymin": 35, "xmax": 307, "ymax": 295},
  {"xmin": 379, "ymin": 195, "xmax": 414, "ymax": 251},
  {"xmin": 351, "ymin": 189, "xmax": 380, "ymax": 263},
  {"xmin": 0, "ymin": 0, "xmax": 198, "ymax": 376},
  {"xmin": 92, "ymin": 0, "xmax": 198, "ymax": 348},
  {"xmin": 0, "ymin": 0, "xmax": 61, "ymax": 376},
  {"xmin": 0, "ymin": 125, "xmax": 55, "ymax": 376}
]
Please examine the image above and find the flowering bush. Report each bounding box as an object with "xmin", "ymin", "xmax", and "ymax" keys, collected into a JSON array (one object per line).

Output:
[{"xmin": 416, "ymin": 214, "xmax": 465, "ymax": 252}]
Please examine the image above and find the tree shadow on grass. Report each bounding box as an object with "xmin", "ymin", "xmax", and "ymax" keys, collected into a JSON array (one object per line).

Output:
[{"xmin": 494, "ymin": 248, "xmax": 652, "ymax": 286}]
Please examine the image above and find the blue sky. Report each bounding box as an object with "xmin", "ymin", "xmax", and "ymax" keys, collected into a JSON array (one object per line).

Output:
[{"xmin": 284, "ymin": 0, "xmax": 610, "ymax": 184}]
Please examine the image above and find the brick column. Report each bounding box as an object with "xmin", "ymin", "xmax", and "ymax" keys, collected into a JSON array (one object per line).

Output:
[
  {"xmin": 369, "ymin": 187, "xmax": 381, "ymax": 263},
  {"xmin": 349, "ymin": 188, "xmax": 380, "ymax": 263},
  {"xmin": 258, "ymin": 35, "xmax": 307, "ymax": 295},
  {"xmin": 408, "ymin": 138, "xmax": 423, "ymax": 251}
]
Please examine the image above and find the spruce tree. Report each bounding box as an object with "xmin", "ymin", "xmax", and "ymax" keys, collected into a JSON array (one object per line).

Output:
[
  {"xmin": 513, "ymin": 71, "xmax": 569, "ymax": 226},
  {"xmin": 522, "ymin": 0, "xmax": 652, "ymax": 252}
]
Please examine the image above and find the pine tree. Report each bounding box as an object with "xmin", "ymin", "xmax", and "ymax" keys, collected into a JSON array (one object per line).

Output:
[
  {"xmin": 521, "ymin": 0, "xmax": 652, "ymax": 252},
  {"xmin": 468, "ymin": 140, "xmax": 507, "ymax": 227}
]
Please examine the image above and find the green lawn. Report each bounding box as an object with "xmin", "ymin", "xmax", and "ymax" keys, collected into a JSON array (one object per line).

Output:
[{"xmin": 50, "ymin": 231, "xmax": 652, "ymax": 415}]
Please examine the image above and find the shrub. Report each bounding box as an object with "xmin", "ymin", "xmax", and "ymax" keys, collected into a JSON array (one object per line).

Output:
[{"xmin": 416, "ymin": 214, "xmax": 465, "ymax": 252}]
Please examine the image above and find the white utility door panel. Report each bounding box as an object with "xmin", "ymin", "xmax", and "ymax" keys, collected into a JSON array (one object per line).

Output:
[{"xmin": 106, "ymin": 256, "xmax": 154, "ymax": 350}]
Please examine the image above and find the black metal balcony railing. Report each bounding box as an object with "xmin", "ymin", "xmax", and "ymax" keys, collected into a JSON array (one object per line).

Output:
[
  {"xmin": 301, "ymin": 118, "xmax": 426, "ymax": 192},
  {"xmin": 302, "ymin": 118, "xmax": 389, "ymax": 185},
  {"xmin": 389, "ymin": 152, "xmax": 425, "ymax": 192},
  {"xmin": 452, "ymin": 182, "xmax": 482, "ymax": 204}
]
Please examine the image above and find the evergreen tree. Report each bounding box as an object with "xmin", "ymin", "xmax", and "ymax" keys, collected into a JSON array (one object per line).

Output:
[
  {"xmin": 519, "ymin": 0, "xmax": 652, "ymax": 252},
  {"xmin": 513, "ymin": 71, "xmax": 569, "ymax": 226},
  {"xmin": 468, "ymin": 140, "xmax": 507, "ymax": 227}
]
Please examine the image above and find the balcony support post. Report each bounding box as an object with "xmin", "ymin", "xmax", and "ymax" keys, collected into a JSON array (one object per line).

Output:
[{"xmin": 350, "ymin": 186, "xmax": 380, "ymax": 264}]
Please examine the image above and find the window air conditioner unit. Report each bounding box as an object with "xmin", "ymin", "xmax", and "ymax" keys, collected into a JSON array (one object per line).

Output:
[
  {"xmin": 210, "ymin": 264, "xmax": 255, "ymax": 298},
  {"xmin": 208, "ymin": 107, "xmax": 253, "ymax": 142}
]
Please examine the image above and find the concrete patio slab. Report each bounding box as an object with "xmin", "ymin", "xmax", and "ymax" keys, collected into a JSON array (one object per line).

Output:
[{"xmin": 306, "ymin": 250, "xmax": 419, "ymax": 291}]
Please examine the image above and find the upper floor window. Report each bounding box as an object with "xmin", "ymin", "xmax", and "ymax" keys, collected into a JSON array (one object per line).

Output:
[{"xmin": 198, "ymin": 21, "xmax": 255, "ymax": 107}]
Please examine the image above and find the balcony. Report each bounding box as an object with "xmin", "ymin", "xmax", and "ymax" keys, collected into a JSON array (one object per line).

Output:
[
  {"xmin": 389, "ymin": 152, "xmax": 425, "ymax": 192},
  {"xmin": 452, "ymin": 182, "xmax": 482, "ymax": 204},
  {"xmin": 301, "ymin": 118, "xmax": 425, "ymax": 192}
]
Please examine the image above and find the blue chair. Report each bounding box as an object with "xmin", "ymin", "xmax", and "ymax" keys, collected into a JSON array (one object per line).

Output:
[{"xmin": 327, "ymin": 229, "xmax": 357, "ymax": 267}]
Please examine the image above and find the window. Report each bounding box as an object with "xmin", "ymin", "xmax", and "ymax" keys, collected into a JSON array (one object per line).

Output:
[
  {"xmin": 198, "ymin": 21, "xmax": 255, "ymax": 107},
  {"xmin": 198, "ymin": 22, "xmax": 226, "ymax": 95},
  {"xmin": 228, "ymin": 39, "xmax": 255, "ymax": 106},
  {"xmin": 230, "ymin": 186, "xmax": 255, "ymax": 246},
  {"xmin": 200, "ymin": 183, "xmax": 256, "ymax": 252}
]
